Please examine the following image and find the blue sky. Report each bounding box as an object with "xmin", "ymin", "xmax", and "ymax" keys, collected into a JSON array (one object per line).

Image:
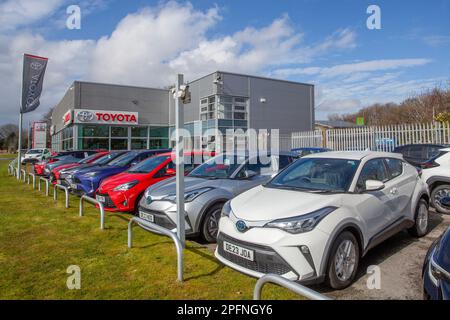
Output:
[{"xmin": 0, "ymin": 0, "xmax": 449, "ymax": 124}]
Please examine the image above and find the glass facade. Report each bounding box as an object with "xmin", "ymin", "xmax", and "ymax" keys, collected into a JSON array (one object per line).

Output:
[{"xmin": 52, "ymin": 124, "xmax": 170, "ymax": 151}]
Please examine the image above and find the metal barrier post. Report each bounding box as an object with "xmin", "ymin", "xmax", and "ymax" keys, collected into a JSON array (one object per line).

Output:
[
  {"xmin": 54, "ymin": 184, "xmax": 70, "ymax": 208},
  {"xmin": 21, "ymin": 169, "xmax": 26, "ymax": 182},
  {"xmin": 38, "ymin": 177, "xmax": 50, "ymax": 196},
  {"xmin": 30, "ymin": 173, "xmax": 36, "ymax": 189},
  {"xmin": 253, "ymin": 274, "xmax": 331, "ymax": 300},
  {"xmin": 128, "ymin": 217, "xmax": 184, "ymax": 282},
  {"xmin": 79, "ymin": 195, "xmax": 105, "ymax": 230}
]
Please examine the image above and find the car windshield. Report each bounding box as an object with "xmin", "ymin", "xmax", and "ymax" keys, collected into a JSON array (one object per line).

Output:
[
  {"xmin": 78, "ymin": 153, "xmax": 100, "ymax": 164},
  {"xmin": 27, "ymin": 149, "xmax": 42, "ymax": 154},
  {"xmin": 267, "ymin": 158, "xmax": 360, "ymax": 193},
  {"xmin": 92, "ymin": 152, "xmax": 118, "ymax": 165},
  {"xmin": 188, "ymin": 154, "xmax": 244, "ymax": 179},
  {"xmin": 107, "ymin": 151, "xmax": 137, "ymax": 167},
  {"xmin": 127, "ymin": 155, "xmax": 170, "ymax": 173}
]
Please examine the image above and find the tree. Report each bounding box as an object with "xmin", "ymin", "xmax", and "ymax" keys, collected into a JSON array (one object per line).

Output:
[{"xmin": 329, "ymin": 83, "xmax": 450, "ymax": 126}]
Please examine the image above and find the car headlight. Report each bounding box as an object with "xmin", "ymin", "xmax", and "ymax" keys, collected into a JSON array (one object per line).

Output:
[
  {"xmin": 429, "ymin": 246, "xmax": 450, "ymax": 286},
  {"xmin": 221, "ymin": 200, "xmax": 233, "ymax": 218},
  {"xmin": 163, "ymin": 187, "xmax": 214, "ymax": 203},
  {"xmin": 265, "ymin": 206, "xmax": 337, "ymax": 234},
  {"xmin": 113, "ymin": 180, "xmax": 139, "ymax": 191}
]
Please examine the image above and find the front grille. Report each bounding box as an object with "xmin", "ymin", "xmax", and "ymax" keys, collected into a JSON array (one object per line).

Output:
[
  {"xmin": 97, "ymin": 193, "xmax": 116, "ymax": 208},
  {"xmin": 138, "ymin": 207, "xmax": 176, "ymax": 230},
  {"xmin": 217, "ymin": 233, "xmax": 294, "ymax": 276}
]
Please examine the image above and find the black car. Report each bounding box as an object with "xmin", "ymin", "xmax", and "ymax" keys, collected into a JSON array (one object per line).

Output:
[
  {"xmin": 393, "ymin": 144, "xmax": 449, "ymax": 168},
  {"xmin": 423, "ymin": 223, "xmax": 450, "ymax": 300}
]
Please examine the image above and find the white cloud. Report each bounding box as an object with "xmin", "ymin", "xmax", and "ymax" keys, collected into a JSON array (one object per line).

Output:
[
  {"xmin": 0, "ymin": 0, "xmax": 64, "ymax": 31},
  {"xmin": 273, "ymin": 58, "xmax": 431, "ymax": 78},
  {"xmin": 423, "ymin": 35, "xmax": 450, "ymax": 47}
]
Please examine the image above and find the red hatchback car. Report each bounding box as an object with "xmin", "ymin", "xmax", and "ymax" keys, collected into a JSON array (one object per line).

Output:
[
  {"xmin": 96, "ymin": 151, "xmax": 214, "ymax": 213},
  {"xmin": 51, "ymin": 151, "xmax": 110, "ymax": 184}
]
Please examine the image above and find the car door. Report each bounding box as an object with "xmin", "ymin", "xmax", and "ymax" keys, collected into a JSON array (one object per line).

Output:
[
  {"xmin": 352, "ymin": 158, "xmax": 393, "ymax": 240},
  {"xmin": 384, "ymin": 158, "xmax": 417, "ymax": 219}
]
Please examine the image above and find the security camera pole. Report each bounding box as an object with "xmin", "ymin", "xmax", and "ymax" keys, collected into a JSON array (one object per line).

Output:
[{"xmin": 174, "ymin": 74, "xmax": 187, "ymax": 247}]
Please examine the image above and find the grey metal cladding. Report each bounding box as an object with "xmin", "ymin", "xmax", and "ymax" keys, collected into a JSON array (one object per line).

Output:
[
  {"xmin": 78, "ymin": 82, "xmax": 170, "ymax": 126},
  {"xmin": 52, "ymin": 82, "xmax": 76, "ymax": 132},
  {"xmin": 247, "ymin": 77, "xmax": 314, "ymax": 134}
]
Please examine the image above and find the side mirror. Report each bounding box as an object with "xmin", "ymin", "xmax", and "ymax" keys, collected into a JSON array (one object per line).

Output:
[
  {"xmin": 365, "ymin": 180, "xmax": 385, "ymax": 192},
  {"xmin": 165, "ymin": 168, "xmax": 176, "ymax": 175},
  {"xmin": 243, "ymin": 169, "xmax": 258, "ymax": 179},
  {"xmin": 130, "ymin": 162, "xmax": 138, "ymax": 167}
]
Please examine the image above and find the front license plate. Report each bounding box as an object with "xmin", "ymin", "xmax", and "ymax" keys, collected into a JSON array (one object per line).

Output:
[
  {"xmin": 70, "ymin": 183, "xmax": 78, "ymax": 190},
  {"xmin": 96, "ymin": 195, "xmax": 106, "ymax": 203},
  {"xmin": 139, "ymin": 211, "xmax": 154, "ymax": 223},
  {"xmin": 223, "ymin": 241, "xmax": 254, "ymax": 261}
]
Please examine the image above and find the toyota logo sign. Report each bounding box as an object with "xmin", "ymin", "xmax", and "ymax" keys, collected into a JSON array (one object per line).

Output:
[
  {"xmin": 30, "ymin": 62, "xmax": 44, "ymax": 70},
  {"xmin": 77, "ymin": 111, "xmax": 95, "ymax": 122}
]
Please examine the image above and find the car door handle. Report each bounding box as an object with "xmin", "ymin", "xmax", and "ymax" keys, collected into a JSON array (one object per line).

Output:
[{"xmin": 390, "ymin": 188, "xmax": 398, "ymax": 195}]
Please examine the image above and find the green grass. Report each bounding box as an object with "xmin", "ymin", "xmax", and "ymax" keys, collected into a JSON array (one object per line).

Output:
[
  {"xmin": 0, "ymin": 161, "xmax": 300, "ymax": 300},
  {"xmin": 0, "ymin": 153, "xmax": 15, "ymax": 159}
]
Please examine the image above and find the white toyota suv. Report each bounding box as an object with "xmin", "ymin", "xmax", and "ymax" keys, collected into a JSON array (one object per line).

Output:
[{"xmin": 215, "ymin": 151, "xmax": 430, "ymax": 289}]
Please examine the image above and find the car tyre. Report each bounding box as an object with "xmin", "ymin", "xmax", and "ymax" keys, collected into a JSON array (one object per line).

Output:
[
  {"xmin": 326, "ymin": 231, "xmax": 360, "ymax": 290},
  {"xmin": 408, "ymin": 198, "xmax": 430, "ymax": 237},
  {"xmin": 201, "ymin": 203, "xmax": 223, "ymax": 243},
  {"xmin": 133, "ymin": 193, "xmax": 145, "ymax": 216},
  {"xmin": 430, "ymin": 184, "xmax": 450, "ymax": 214}
]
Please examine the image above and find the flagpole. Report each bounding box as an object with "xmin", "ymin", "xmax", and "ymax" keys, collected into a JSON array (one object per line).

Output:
[{"xmin": 17, "ymin": 112, "xmax": 23, "ymax": 180}]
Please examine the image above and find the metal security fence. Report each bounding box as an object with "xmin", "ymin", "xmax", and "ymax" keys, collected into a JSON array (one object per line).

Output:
[
  {"xmin": 291, "ymin": 130, "xmax": 323, "ymax": 149},
  {"xmin": 291, "ymin": 122, "xmax": 450, "ymax": 152}
]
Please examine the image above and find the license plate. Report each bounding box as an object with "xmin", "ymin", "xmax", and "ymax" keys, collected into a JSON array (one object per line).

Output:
[
  {"xmin": 70, "ymin": 183, "xmax": 78, "ymax": 190},
  {"xmin": 96, "ymin": 195, "xmax": 106, "ymax": 203},
  {"xmin": 139, "ymin": 211, "xmax": 154, "ymax": 223},
  {"xmin": 223, "ymin": 241, "xmax": 254, "ymax": 261}
]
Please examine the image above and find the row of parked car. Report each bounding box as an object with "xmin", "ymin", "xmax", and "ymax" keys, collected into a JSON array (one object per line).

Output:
[{"xmin": 23, "ymin": 144, "xmax": 450, "ymax": 299}]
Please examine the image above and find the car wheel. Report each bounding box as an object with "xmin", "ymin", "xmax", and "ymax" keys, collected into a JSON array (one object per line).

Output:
[
  {"xmin": 201, "ymin": 203, "xmax": 223, "ymax": 243},
  {"xmin": 408, "ymin": 198, "xmax": 429, "ymax": 237},
  {"xmin": 431, "ymin": 184, "xmax": 450, "ymax": 214},
  {"xmin": 133, "ymin": 193, "xmax": 145, "ymax": 216},
  {"xmin": 326, "ymin": 231, "xmax": 360, "ymax": 290}
]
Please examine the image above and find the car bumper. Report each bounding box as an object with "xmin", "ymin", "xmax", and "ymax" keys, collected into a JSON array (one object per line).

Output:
[
  {"xmin": 215, "ymin": 216, "xmax": 330, "ymax": 282},
  {"xmin": 96, "ymin": 191, "xmax": 136, "ymax": 213},
  {"xmin": 138, "ymin": 199, "xmax": 196, "ymax": 234}
]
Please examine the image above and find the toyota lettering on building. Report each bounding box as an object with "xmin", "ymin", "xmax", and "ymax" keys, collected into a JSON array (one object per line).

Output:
[{"xmin": 73, "ymin": 109, "xmax": 139, "ymax": 125}]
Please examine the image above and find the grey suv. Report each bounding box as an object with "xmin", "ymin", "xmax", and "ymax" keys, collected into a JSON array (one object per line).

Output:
[{"xmin": 138, "ymin": 152, "xmax": 299, "ymax": 242}]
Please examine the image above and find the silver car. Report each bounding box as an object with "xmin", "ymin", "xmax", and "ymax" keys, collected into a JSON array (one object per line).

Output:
[{"xmin": 138, "ymin": 152, "xmax": 299, "ymax": 243}]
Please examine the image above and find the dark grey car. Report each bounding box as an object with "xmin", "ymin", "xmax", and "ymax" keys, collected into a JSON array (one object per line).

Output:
[{"xmin": 138, "ymin": 152, "xmax": 299, "ymax": 242}]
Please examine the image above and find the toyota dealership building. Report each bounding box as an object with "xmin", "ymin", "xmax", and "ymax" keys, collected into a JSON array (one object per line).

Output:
[{"xmin": 51, "ymin": 71, "xmax": 315, "ymax": 151}]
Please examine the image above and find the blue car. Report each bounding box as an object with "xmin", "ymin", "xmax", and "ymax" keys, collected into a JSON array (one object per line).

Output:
[
  {"xmin": 291, "ymin": 147, "xmax": 330, "ymax": 157},
  {"xmin": 67, "ymin": 149, "xmax": 170, "ymax": 197},
  {"xmin": 423, "ymin": 215, "xmax": 450, "ymax": 300},
  {"xmin": 58, "ymin": 151, "xmax": 128, "ymax": 187}
]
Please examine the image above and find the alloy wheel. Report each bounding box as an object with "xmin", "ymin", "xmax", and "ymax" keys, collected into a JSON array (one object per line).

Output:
[
  {"xmin": 434, "ymin": 188, "xmax": 450, "ymax": 207},
  {"xmin": 334, "ymin": 240, "xmax": 356, "ymax": 282},
  {"xmin": 417, "ymin": 202, "xmax": 429, "ymax": 234},
  {"xmin": 207, "ymin": 209, "xmax": 221, "ymax": 239}
]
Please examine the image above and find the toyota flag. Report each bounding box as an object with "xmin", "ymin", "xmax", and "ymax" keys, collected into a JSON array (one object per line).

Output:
[{"xmin": 21, "ymin": 54, "xmax": 48, "ymax": 114}]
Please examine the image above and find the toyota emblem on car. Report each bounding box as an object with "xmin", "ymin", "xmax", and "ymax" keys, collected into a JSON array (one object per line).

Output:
[{"xmin": 236, "ymin": 220, "xmax": 247, "ymax": 232}]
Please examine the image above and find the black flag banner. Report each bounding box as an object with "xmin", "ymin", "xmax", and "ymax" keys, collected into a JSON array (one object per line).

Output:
[{"xmin": 21, "ymin": 54, "xmax": 48, "ymax": 114}]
